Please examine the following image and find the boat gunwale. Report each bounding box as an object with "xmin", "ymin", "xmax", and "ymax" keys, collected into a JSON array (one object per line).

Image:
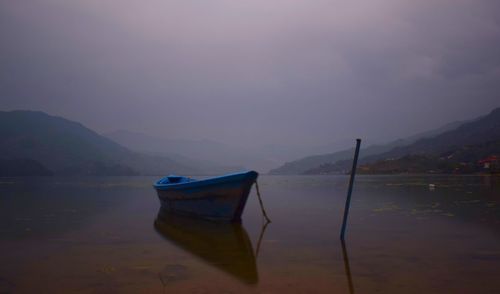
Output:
[{"xmin": 153, "ymin": 170, "xmax": 258, "ymax": 191}]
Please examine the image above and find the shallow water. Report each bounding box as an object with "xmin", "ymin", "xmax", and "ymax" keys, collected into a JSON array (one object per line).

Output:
[{"xmin": 0, "ymin": 175, "xmax": 499, "ymax": 293}]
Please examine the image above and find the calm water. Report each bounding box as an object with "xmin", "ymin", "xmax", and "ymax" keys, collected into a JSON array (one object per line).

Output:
[{"xmin": 0, "ymin": 175, "xmax": 499, "ymax": 293}]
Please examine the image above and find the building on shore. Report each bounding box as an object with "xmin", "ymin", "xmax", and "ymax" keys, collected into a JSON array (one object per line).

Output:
[{"xmin": 478, "ymin": 156, "xmax": 499, "ymax": 173}]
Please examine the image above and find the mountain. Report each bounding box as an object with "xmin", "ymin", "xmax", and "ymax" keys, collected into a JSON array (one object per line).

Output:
[
  {"xmin": 103, "ymin": 130, "xmax": 246, "ymax": 173},
  {"xmin": 352, "ymin": 140, "xmax": 500, "ymax": 174},
  {"xmin": 269, "ymin": 120, "xmax": 465, "ymax": 175},
  {"xmin": 0, "ymin": 111, "xmax": 196, "ymax": 175},
  {"xmin": 104, "ymin": 130, "xmax": 289, "ymax": 172},
  {"xmin": 104, "ymin": 130, "xmax": 235, "ymax": 163},
  {"xmin": 304, "ymin": 107, "xmax": 500, "ymax": 174},
  {"xmin": 105, "ymin": 131, "xmax": 367, "ymax": 173},
  {"xmin": 0, "ymin": 159, "xmax": 54, "ymax": 176},
  {"xmin": 370, "ymin": 108, "xmax": 500, "ymax": 159}
]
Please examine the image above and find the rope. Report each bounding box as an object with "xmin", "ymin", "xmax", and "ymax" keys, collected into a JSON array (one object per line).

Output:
[
  {"xmin": 254, "ymin": 180, "xmax": 271, "ymax": 223},
  {"xmin": 255, "ymin": 219, "xmax": 270, "ymax": 258}
]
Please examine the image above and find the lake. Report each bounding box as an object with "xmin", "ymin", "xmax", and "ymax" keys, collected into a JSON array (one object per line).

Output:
[{"xmin": 0, "ymin": 175, "xmax": 499, "ymax": 293}]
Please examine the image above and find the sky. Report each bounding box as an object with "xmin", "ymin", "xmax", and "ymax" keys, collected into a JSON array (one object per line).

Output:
[{"xmin": 1, "ymin": 0, "xmax": 500, "ymax": 152}]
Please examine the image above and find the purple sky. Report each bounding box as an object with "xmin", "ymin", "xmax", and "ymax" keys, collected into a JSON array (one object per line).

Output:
[{"xmin": 1, "ymin": 0, "xmax": 500, "ymax": 151}]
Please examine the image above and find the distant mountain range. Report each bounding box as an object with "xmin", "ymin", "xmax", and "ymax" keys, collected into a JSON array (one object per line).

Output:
[
  {"xmin": 269, "ymin": 119, "xmax": 466, "ymax": 174},
  {"xmin": 292, "ymin": 107, "xmax": 500, "ymax": 174},
  {"xmin": 104, "ymin": 130, "xmax": 347, "ymax": 172},
  {"xmin": 103, "ymin": 130, "xmax": 244, "ymax": 174},
  {"xmin": 3, "ymin": 107, "xmax": 499, "ymax": 176},
  {"xmin": 0, "ymin": 111, "xmax": 200, "ymax": 176},
  {"xmin": 0, "ymin": 110, "xmax": 332, "ymax": 176},
  {"xmin": 105, "ymin": 130, "xmax": 244, "ymax": 166},
  {"xmin": 0, "ymin": 158, "xmax": 54, "ymax": 177}
]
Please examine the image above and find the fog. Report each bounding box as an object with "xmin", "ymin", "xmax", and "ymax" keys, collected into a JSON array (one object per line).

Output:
[{"xmin": 1, "ymin": 0, "xmax": 500, "ymax": 162}]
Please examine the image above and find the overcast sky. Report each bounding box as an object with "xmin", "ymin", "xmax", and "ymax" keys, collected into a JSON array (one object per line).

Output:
[{"xmin": 1, "ymin": 0, "xmax": 500, "ymax": 150}]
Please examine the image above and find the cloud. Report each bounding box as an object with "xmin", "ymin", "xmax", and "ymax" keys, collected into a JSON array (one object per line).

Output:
[{"xmin": 1, "ymin": 0, "xmax": 499, "ymax": 150}]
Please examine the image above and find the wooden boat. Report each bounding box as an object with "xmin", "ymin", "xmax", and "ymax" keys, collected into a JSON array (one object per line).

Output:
[
  {"xmin": 154, "ymin": 209, "xmax": 258, "ymax": 284},
  {"xmin": 153, "ymin": 171, "xmax": 258, "ymax": 222}
]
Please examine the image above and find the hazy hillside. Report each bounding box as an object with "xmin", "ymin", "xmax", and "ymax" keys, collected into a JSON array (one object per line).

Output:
[
  {"xmin": 0, "ymin": 111, "xmax": 196, "ymax": 175},
  {"xmin": 370, "ymin": 108, "xmax": 500, "ymax": 159},
  {"xmin": 104, "ymin": 130, "xmax": 247, "ymax": 174},
  {"xmin": 269, "ymin": 120, "xmax": 464, "ymax": 175},
  {"xmin": 305, "ymin": 107, "xmax": 500, "ymax": 174},
  {"xmin": 354, "ymin": 140, "xmax": 500, "ymax": 174},
  {"xmin": 0, "ymin": 159, "xmax": 54, "ymax": 176},
  {"xmin": 104, "ymin": 130, "xmax": 221, "ymax": 158},
  {"xmin": 105, "ymin": 130, "xmax": 297, "ymax": 172}
]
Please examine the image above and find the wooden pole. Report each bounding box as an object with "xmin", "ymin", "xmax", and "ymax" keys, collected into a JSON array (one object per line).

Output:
[{"xmin": 340, "ymin": 139, "xmax": 361, "ymax": 241}]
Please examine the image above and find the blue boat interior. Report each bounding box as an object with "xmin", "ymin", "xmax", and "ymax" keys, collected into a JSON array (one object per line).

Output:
[{"xmin": 157, "ymin": 175, "xmax": 195, "ymax": 185}]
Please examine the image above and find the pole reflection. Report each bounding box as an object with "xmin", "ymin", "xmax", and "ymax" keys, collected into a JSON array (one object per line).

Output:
[{"xmin": 341, "ymin": 240, "xmax": 355, "ymax": 294}]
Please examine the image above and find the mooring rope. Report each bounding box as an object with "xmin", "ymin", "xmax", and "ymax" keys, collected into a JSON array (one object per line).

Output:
[
  {"xmin": 254, "ymin": 180, "xmax": 271, "ymax": 223},
  {"xmin": 255, "ymin": 219, "xmax": 270, "ymax": 258}
]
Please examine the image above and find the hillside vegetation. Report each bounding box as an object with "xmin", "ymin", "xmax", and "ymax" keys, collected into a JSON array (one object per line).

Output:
[
  {"xmin": 304, "ymin": 108, "xmax": 500, "ymax": 174},
  {"xmin": 269, "ymin": 120, "xmax": 464, "ymax": 174},
  {"xmin": 0, "ymin": 111, "xmax": 196, "ymax": 176}
]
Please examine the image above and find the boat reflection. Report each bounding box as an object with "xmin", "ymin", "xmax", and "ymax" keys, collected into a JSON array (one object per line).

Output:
[{"xmin": 154, "ymin": 208, "xmax": 259, "ymax": 284}]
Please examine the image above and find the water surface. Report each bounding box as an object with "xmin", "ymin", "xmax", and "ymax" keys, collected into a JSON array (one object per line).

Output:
[{"xmin": 0, "ymin": 175, "xmax": 499, "ymax": 293}]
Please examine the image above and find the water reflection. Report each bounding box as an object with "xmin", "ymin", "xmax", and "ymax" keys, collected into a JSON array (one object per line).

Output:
[
  {"xmin": 154, "ymin": 209, "xmax": 259, "ymax": 284},
  {"xmin": 255, "ymin": 219, "xmax": 270, "ymax": 258},
  {"xmin": 0, "ymin": 178, "xmax": 128, "ymax": 240},
  {"xmin": 341, "ymin": 241, "xmax": 355, "ymax": 294},
  {"xmin": 1, "ymin": 176, "xmax": 499, "ymax": 293}
]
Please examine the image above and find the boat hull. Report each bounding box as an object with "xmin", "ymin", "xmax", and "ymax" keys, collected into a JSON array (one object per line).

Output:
[{"xmin": 154, "ymin": 171, "xmax": 258, "ymax": 222}]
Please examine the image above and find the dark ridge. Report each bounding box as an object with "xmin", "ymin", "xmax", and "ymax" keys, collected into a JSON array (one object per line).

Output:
[
  {"xmin": 0, "ymin": 110, "xmax": 197, "ymax": 176},
  {"xmin": 0, "ymin": 158, "xmax": 53, "ymax": 176}
]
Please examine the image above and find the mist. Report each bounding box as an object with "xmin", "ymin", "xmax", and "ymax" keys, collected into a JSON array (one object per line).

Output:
[{"xmin": 1, "ymin": 0, "xmax": 500, "ymax": 162}]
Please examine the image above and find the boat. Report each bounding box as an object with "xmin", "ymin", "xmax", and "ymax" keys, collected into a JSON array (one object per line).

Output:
[
  {"xmin": 153, "ymin": 170, "xmax": 258, "ymax": 222},
  {"xmin": 154, "ymin": 209, "xmax": 258, "ymax": 284}
]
